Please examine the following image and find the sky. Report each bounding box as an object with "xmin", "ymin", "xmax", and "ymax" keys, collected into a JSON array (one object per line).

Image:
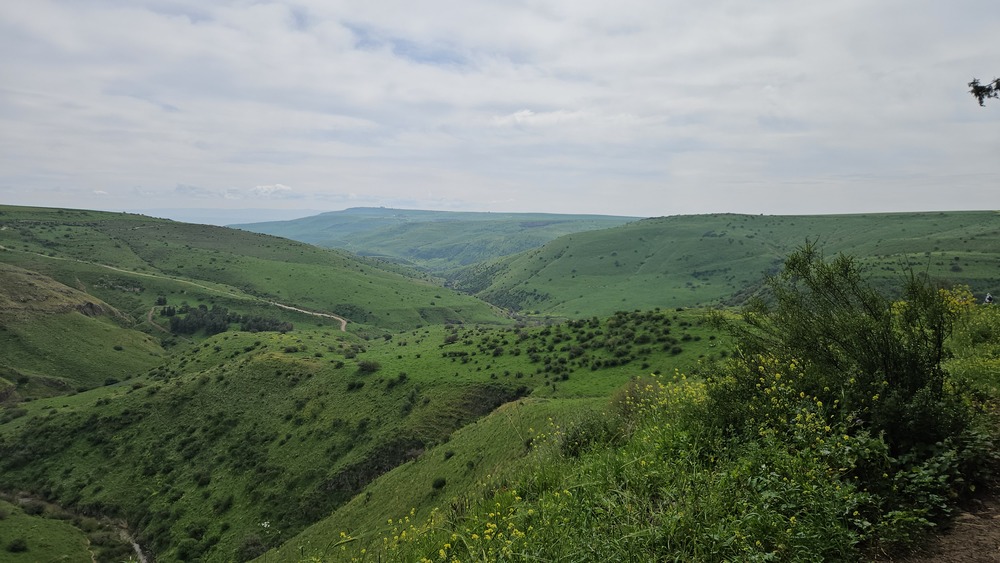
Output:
[{"xmin": 1, "ymin": 0, "xmax": 998, "ymax": 222}]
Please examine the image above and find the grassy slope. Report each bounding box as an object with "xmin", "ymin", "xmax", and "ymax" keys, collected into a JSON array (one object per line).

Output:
[
  {"xmin": 453, "ymin": 211, "xmax": 1000, "ymax": 317},
  {"xmin": 0, "ymin": 499, "xmax": 91, "ymax": 563},
  {"xmin": 265, "ymin": 396, "xmax": 601, "ymax": 561},
  {"xmin": 0, "ymin": 307, "xmax": 722, "ymax": 561},
  {"xmin": 0, "ymin": 263, "xmax": 164, "ymax": 399},
  {"xmin": 232, "ymin": 208, "xmax": 638, "ymax": 273},
  {"xmin": 0, "ymin": 205, "xmax": 506, "ymax": 333},
  {"xmin": 260, "ymin": 308, "xmax": 723, "ymax": 560},
  {"xmin": 282, "ymin": 305, "xmax": 1000, "ymax": 563}
]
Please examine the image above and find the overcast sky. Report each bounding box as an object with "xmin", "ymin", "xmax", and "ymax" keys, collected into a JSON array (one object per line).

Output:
[{"xmin": 1, "ymin": 1, "xmax": 998, "ymax": 221}]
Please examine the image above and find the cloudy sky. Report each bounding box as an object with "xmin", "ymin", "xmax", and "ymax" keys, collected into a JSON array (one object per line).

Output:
[{"xmin": 1, "ymin": 0, "xmax": 998, "ymax": 221}]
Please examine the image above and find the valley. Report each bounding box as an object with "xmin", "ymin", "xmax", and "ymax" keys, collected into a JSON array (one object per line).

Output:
[{"xmin": 1, "ymin": 204, "xmax": 999, "ymax": 561}]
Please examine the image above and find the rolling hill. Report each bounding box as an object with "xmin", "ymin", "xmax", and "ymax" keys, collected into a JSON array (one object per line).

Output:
[
  {"xmin": 2, "ymin": 204, "xmax": 1000, "ymax": 561},
  {"xmin": 231, "ymin": 207, "xmax": 638, "ymax": 273},
  {"xmin": 0, "ymin": 263, "xmax": 164, "ymax": 400},
  {"xmin": 0, "ymin": 205, "xmax": 507, "ymax": 335},
  {"xmin": 451, "ymin": 211, "xmax": 1000, "ymax": 317}
]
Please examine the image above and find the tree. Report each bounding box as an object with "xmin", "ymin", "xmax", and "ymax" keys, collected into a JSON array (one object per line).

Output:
[{"xmin": 968, "ymin": 77, "xmax": 1000, "ymax": 106}]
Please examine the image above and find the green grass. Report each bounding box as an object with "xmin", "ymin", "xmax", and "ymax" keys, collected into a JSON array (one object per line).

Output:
[
  {"xmin": 0, "ymin": 262, "xmax": 164, "ymax": 399},
  {"xmin": 0, "ymin": 499, "xmax": 92, "ymax": 563},
  {"xmin": 4, "ymin": 204, "xmax": 1000, "ymax": 562},
  {"xmin": 311, "ymin": 305, "xmax": 1000, "ymax": 562},
  {"xmin": 264, "ymin": 396, "xmax": 602, "ymax": 561}
]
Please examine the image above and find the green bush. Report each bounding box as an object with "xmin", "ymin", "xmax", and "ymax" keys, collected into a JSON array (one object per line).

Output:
[
  {"xmin": 712, "ymin": 244, "xmax": 976, "ymax": 454},
  {"xmin": 5, "ymin": 537, "xmax": 28, "ymax": 553}
]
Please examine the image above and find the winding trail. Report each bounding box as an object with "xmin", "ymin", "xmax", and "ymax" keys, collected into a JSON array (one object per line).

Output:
[
  {"xmin": 268, "ymin": 301, "xmax": 348, "ymax": 331},
  {"xmin": 0, "ymin": 245, "xmax": 349, "ymax": 331}
]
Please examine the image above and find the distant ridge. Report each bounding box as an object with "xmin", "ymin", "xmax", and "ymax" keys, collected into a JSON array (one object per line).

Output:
[
  {"xmin": 133, "ymin": 207, "xmax": 316, "ymax": 226},
  {"xmin": 232, "ymin": 207, "xmax": 639, "ymax": 273}
]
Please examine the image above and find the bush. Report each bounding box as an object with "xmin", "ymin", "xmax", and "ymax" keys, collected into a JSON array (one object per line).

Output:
[
  {"xmin": 705, "ymin": 245, "xmax": 995, "ymax": 547},
  {"xmin": 356, "ymin": 360, "xmax": 381, "ymax": 374},
  {"xmin": 712, "ymin": 244, "xmax": 974, "ymax": 456},
  {"xmin": 6, "ymin": 538, "xmax": 28, "ymax": 553},
  {"xmin": 432, "ymin": 477, "xmax": 447, "ymax": 490},
  {"xmin": 22, "ymin": 501, "xmax": 44, "ymax": 516}
]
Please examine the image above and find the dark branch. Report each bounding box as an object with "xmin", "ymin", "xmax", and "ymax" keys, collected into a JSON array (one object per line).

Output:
[{"xmin": 969, "ymin": 77, "xmax": 1000, "ymax": 106}]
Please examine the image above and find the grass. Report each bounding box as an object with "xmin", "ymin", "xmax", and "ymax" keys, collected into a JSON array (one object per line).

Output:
[
  {"xmin": 0, "ymin": 306, "xmax": 727, "ymax": 561},
  {"xmin": 312, "ymin": 304, "xmax": 1000, "ymax": 562},
  {"xmin": 0, "ymin": 499, "xmax": 92, "ymax": 563},
  {"xmin": 264, "ymin": 397, "xmax": 602, "ymax": 561}
]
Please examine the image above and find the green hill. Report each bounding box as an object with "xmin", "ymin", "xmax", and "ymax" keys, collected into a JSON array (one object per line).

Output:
[
  {"xmin": 0, "ymin": 205, "xmax": 507, "ymax": 334},
  {"xmin": 452, "ymin": 211, "xmax": 1000, "ymax": 317},
  {"xmin": 0, "ymin": 263, "xmax": 164, "ymax": 401},
  {"xmin": 231, "ymin": 207, "xmax": 638, "ymax": 273}
]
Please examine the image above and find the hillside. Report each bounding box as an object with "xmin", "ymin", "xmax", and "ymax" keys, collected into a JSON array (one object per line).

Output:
[
  {"xmin": 0, "ymin": 306, "xmax": 721, "ymax": 561},
  {"xmin": 451, "ymin": 211, "xmax": 1000, "ymax": 317},
  {"xmin": 0, "ymin": 205, "xmax": 507, "ymax": 334},
  {"xmin": 231, "ymin": 207, "xmax": 638, "ymax": 273},
  {"xmin": 0, "ymin": 262, "xmax": 164, "ymax": 401}
]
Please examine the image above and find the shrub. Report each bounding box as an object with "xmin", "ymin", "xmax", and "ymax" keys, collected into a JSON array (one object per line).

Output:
[
  {"xmin": 705, "ymin": 245, "xmax": 995, "ymax": 547},
  {"xmin": 5, "ymin": 538, "xmax": 28, "ymax": 553},
  {"xmin": 356, "ymin": 360, "xmax": 381, "ymax": 374},
  {"xmin": 22, "ymin": 501, "xmax": 44, "ymax": 516},
  {"xmin": 712, "ymin": 244, "xmax": 974, "ymax": 456},
  {"xmin": 432, "ymin": 477, "xmax": 447, "ymax": 490}
]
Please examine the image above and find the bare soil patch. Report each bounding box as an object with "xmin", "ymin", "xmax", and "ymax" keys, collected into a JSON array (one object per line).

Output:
[{"xmin": 890, "ymin": 494, "xmax": 1000, "ymax": 562}]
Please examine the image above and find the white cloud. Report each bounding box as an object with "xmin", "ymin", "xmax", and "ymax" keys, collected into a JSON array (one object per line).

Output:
[
  {"xmin": 0, "ymin": 0, "xmax": 997, "ymax": 217},
  {"xmin": 251, "ymin": 184, "xmax": 293, "ymax": 197}
]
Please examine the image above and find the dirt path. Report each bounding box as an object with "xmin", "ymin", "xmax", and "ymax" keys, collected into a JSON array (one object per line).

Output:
[
  {"xmin": 889, "ymin": 495, "xmax": 1000, "ymax": 562},
  {"xmin": 146, "ymin": 307, "xmax": 170, "ymax": 333},
  {"xmin": 1, "ymin": 245, "xmax": 350, "ymax": 331},
  {"xmin": 268, "ymin": 301, "xmax": 348, "ymax": 331}
]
